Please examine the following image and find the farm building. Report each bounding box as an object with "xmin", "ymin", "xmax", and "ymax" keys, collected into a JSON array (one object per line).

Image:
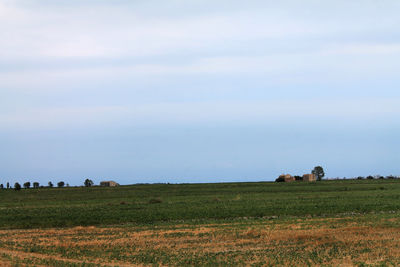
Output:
[
  {"xmin": 279, "ymin": 174, "xmax": 295, "ymax": 182},
  {"xmin": 100, "ymin": 181, "xmax": 119, "ymax": 187},
  {"xmin": 303, "ymin": 174, "xmax": 316, "ymax": 182}
]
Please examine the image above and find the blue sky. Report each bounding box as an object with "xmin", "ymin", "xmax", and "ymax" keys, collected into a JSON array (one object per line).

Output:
[{"xmin": 1, "ymin": 0, "xmax": 399, "ymax": 186}]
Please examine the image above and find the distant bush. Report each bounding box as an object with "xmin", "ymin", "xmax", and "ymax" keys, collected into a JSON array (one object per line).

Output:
[
  {"xmin": 275, "ymin": 177, "xmax": 285, "ymax": 182},
  {"xmin": 58, "ymin": 181, "xmax": 65, "ymax": 187},
  {"xmin": 48, "ymin": 182, "xmax": 53, "ymax": 188},
  {"xmin": 366, "ymin": 176, "xmax": 374, "ymax": 180},
  {"xmin": 357, "ymin": 176, "xmax": 364, "ymax": 180},
  {"xmin": 14, "ymin": 183, "xmax": 21, "ymax": 191},
  {"xmin": 33, "ymin": 182, "xmax": 39, "ymax": 189},
  {"xmin": 148, "ymin": 198, "xmax": 162, "ymax": 204},
  {"xmin": 84, "ymin": 179, "xmax": 94, "ymax": 187},
  {"xmin": 23, "ymin": 182, "xmax": 31, "ymax": 189}
]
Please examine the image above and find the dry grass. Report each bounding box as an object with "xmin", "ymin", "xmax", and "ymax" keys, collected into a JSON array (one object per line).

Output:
[{"xmin": 0, "ymin": 216, "xmax": 400, "ymax": 266}]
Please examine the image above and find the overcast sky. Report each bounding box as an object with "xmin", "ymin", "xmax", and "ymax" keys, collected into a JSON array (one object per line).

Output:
[{"xmin": 1, "ymin": 0, "xmax": 399, "ymax": 185}]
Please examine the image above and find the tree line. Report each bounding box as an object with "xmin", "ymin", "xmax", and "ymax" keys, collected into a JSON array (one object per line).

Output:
[{"xmin": 0, "ymin": 179, "xmax": 94, "ymax": 191}]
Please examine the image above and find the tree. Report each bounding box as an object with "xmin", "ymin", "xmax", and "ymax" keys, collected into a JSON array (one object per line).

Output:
[
  {"xmin": 84, "ymin": 179, "xmax": 94, "ymax": 187},
  {"xmin": 57, "ymin": 181, "xmax": 65, "ymax": 187},
  {"xmin": 0, "ymin": 184, "xmax": 3, "ymax": 189},
  {"xmin": 33, "ymin": 182, "xmax": 39, "ymax": 189},
  {"xmin": 14, "ymin": 183, "xmax": 21, "ymax": 191},
  {"xmin": 6, "ymin": 182, "xmax": 9, "ymax": 189},
  {"xmin": 48, "ymin": 181, "xmax": 53, "ymax": 188},
  {"xmin": 312, "ymin": 166, "xmax": 325, "ymax": 181},
  {"xmin": 23, "ymin": 182, "xmax": 31, "ymax": 189}
]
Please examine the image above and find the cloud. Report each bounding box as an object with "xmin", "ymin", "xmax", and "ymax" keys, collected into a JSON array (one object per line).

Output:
[
  {"xmin": 0, "ymin": 7, "xmax": 315, "ymax": 60},
  {"xmin": 323, "ymin": 43, "xmax": 400, "ymax": 55},
  {"xmin": 1, "ymin": 98, "xmax": 398, "ymax": 130},
  {"xmin": 3, "ymin": 0, "xmax": 399, "ymax": 61}
]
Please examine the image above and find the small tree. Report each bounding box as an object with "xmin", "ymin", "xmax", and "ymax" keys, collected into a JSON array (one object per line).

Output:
[
  {"xmin": 0, "ymin": 184, "xmax": 3, "ymax": 189},
  {"xmin": 84, "ymin": 179, "xmax": 94, "ymax": 187},
  {"xmin": 312, "ymin": 166, "xmax": 325, "ymax": 181},
  {"xmin": 57, "ymin": 181, "xmax": 65, "ymax": 187},
  {"xmin": 366, "ymin": 175, "xmax": 374, "ymax": 180},
  {"xmin": 14, "ymin": 183, "xmax": 21, "ymax": 191},
  {"xmin": 23, "ymin": 182, "xmax": 31, "ymax": 189},
  {"xmin": 48, "ymin": 181, "xmax": 53, "ymax": 188},
  {"xmin": 33, "ymin": 182, "xmax": 39, "ymax": 188},
  {"xmin": 7, "ymin": 182, "xmax": 9, "ymax": 189}
]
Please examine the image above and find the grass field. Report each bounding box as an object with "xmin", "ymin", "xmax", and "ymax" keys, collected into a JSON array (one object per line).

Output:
[{"xmin": 1, "ymin": 179, "xmax": 400, "ymax": 266}]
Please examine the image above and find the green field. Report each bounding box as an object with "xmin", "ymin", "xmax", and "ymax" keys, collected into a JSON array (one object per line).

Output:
[
  {"xmin": 1, "ymin": 179, "xmax": 400, "ymax": 229},
  {"xmin": 1, "ymin": 179, "xmax": 400, "ymax": 266}
]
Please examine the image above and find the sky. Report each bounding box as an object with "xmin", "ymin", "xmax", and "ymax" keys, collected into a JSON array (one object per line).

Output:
[{"xmin": 1, "ymin": 0, "xmax": 399, "ymax": 186}]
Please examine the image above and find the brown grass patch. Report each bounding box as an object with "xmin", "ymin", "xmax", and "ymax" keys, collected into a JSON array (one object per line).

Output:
[{"xmin": 0, "ymin": 216, "xmax": 400, "ymax": 266}]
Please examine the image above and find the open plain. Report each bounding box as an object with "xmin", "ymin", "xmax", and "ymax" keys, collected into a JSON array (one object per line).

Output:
[{"xmin": 1, "ymin": 179, "xmax": 400, "ymax": 266}]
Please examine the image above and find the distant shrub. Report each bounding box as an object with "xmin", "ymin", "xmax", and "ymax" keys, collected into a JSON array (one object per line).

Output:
[
  {"xmin": 14, "ymin": 183, "xmax": 21, "ymax": 191},
  {"xmin": 386, "ymin": 175, "xmax": 395, "ymax": 179},
  {"xmin": 48, "ymin": 182, "xmax": 53, "ymax": 188},
  {"xmin": 148, "ymin": 198, "xmax": 162, "ymax": 204},
  {"xmin": 84, "ymin": 179, "xmax": 94, "ymax": 187},
  {"xmin": 366, "ymin": 176, "xmax": 374, "ymax": 180},
  {"xmin": 357, "ymin": 176, "xmax": 364, "ymax": 180},
  {"xmin": 58, "ymin": 181, "xmax": 65, "ymax": 187},
  {"xmin": 275, "ymin": 177, "xmax": 285, "ymax": 182},
  {"xmin": 33, "ymin": 182, "xmax": 39, "ymax": 189},
  {"xmin": 23, "ymin": 182, "xmax": 31, "ymax": 189}
]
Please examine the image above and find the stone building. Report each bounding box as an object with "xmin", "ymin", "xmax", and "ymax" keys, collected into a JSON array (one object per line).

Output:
[
  {"xmin": 279, "ymin": 174, "xmax": 295, "ymax": 182},
  {"xmin": 302, "ymin": 174, "xmax": 316, "ymax": 182},
  {"xmin": 100, "ymin": 181, "xmax": 119, "ymax": 187}
]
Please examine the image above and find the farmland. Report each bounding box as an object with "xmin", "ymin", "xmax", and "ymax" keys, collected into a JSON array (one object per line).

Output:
[{"xmin": 1, "ymin": 179, "xmax": 400, "ymax": 266}]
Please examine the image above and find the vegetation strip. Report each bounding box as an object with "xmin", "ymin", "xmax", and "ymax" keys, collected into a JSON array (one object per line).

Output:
[{"xmin": 1, "ymin": 179, "xmax": 400, "ymax": 229}]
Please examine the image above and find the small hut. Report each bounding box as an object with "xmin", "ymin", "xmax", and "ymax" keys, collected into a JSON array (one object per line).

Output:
[
  {"xmin": 302, "ymin": 174, "xmax": 316, "ymax": 182},
  {"xmin": 100, "ymin": 181, "xmax": 119, "ymax": 187}
]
